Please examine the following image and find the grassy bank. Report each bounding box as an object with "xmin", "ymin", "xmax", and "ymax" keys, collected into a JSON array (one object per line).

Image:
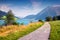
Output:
[
  {"xmin": 49, "ymin": 20, "xmax": 60, "ymax": 40},
  {"xmin": 0, "ymin": 22, "xmax": 43, "ymax": 40}
]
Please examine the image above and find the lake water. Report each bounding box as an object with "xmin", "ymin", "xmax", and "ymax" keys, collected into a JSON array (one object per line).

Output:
[
  {"xmin": 16, "ymin": 19, "xmax": 38, "ymax": 25},
  {"xmin": 0, "ymin": 20, "xmax": 5, "ymax": 26},
  {"xmin": 0, "ymin": 19, "xmax": 38, "ymax": 26}
]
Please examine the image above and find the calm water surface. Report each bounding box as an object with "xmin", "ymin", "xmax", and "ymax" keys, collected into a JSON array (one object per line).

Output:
[{"xmin": 0, "ymin": 19, "xmax": 38, "ymax": 25}]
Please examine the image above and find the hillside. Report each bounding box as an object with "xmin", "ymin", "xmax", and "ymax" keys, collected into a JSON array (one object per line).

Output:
[
  {"xmin": 0, "ymin": 10, "xmax": 7, "ymax": 17},
  {"xmin": 23, "ymin": 15, "xmax": 35, "ymax": 19},
  {"xmin": 0, "ymin": 10, "xmax": 20, "ymax": 19},
  {"xmin": 24, "ymin": 6, "xmax": 60, "ymax": 20}
]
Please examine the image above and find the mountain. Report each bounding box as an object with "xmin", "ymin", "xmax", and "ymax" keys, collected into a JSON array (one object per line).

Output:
[
  {"xmin": 0, "ymin": 10, "xmax": 7, "ymax": 17},
  {"xmin": 23, "ymin": 6, "xmax": 60, "ymax": 20},
  {"xmin": 35, "ymin": 6, "xmax": 57, "ymax": 20},
  {"xmin": 0, "ymin": 10, "xmax": 20, "ymax": 19},
  {"xmin": 23, "ymin": 15, "xmax": 35, "ymax": 19}
]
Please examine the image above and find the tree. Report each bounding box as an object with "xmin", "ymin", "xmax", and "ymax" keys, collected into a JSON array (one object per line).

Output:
[
  {"xmin": 0, "ymin": 16, "xmax": 7, "ymax": 20},
  {"xmin": 57, "ymin": 15, "xmax": 60, "ymax": 20},
  {"xmin": 0, "ymin": 17, "xmax": 2, "ymax": 20},
  {"xmin": 0, "ymin": 10, "xmax": 19, "ymax": 25},
  {"xmin": 6, "ymin": 10, "xmax": 15, "ymax": 25},
  {"xmin": 38, "ymin": 20, "xmax": 43, "ymax": 22},
  {"xmin": 53, "ymin": 16, "xmax": 57, "ymax": 21},
  {"xmin": 45, "ymin": 16, "xmax": 52, "ymax": 21}
]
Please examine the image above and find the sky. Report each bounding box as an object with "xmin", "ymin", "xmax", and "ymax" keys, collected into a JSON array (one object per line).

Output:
[{"xmin": 0, "ymin": 0, "xmax": 60, "ymax": 18}]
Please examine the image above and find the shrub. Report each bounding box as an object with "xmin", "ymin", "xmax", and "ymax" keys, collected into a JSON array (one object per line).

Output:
[
  {"xmin": 12, "ymin": 22, "xmax": 19, "ymax": 25},
  {"xmin": 20, "ymin": 23, "xmax": 24, "ymax": 25},
  {"xmin": 45, "ymin": 16, "xmax": 52, "ymax": 21},
  {"xmin": 38, "ymin": 20, "xmax": 43, "ymax": 22},
  {"xmin": 53, "ymin": 16, "xmax": 57, "ymax": 21}
]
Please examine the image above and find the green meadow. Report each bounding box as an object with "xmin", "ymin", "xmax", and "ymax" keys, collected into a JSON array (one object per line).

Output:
[
  {"xmin": 0, "ymin": 22, "xmax": 43, "ymax": 40},
  {"xmin": 49, "ymin": 20, "xmax": 60, "ymax": 40}
]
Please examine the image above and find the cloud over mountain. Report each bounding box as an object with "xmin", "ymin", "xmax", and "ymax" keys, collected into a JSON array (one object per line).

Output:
[{"xmin": 0, "ymin": 4, "xmax": 10, "ymax": 12}]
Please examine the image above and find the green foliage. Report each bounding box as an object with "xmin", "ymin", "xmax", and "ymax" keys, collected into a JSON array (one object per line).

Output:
[
  {"xmin": 49, "ymin": 21, "xmax": 60, "ymax": 40},
  {"xmin": 20, "ymin": 23, "xmax": 24, "ymax": 25},
  {"xmin": 2, "ymin": 10, "xmax": 18, "ymax": 25},
  {"xmin": 30, "ymin": 21, "xmax": 33, "ymax": 23},
  {"xmin": 0, "ymin": 16, "xmax": 7, "ymax": 20},
  {"xmin": 54, "ymin": 15, "xmax": 60, "ymax": 20},
  {"xmin": 38, "ymin": 20, "xmax": 43, "ymax": 22},
  {"xmin": 46, "ymin": 16, "xmax": 52, "ymax": 21},
  {"xmin": 0, "ymin": 10, "xmax": 19, "ymax": 25},
  {"xmin": 6, "ymin": 10, "xmax": 15, "ymax": 24},
  {"xmin": 0, "ymin": 22, "xmax": 43, "ymax": 40},
  {"xmin": 12, "ymin": 22, "xmax": 19, "ymax": 25},
  {"xmin": 53, "ymin": 16, "xmax": 57, "ymax": 21}
]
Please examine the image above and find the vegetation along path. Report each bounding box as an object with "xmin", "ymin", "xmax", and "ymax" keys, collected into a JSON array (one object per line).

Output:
[{"xmin": 18, "ymin": 22, "xmax": 50, "ymax": 40}]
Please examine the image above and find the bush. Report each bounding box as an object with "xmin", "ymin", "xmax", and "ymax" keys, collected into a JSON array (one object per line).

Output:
[
  {"xmin": 20, "ymin": 23, "xmax": 24, "ymax": 25},
  {"xmin": 45, "ymin": 16, "xmax": 52, "ymax": 21},
  {"xmin": 53, "ymin": 16, "xmax": 57, "ymax": 21},
  {"xmin": 12, "ymin": 22, "xmax": 19, "ymax": 25},
  {"xmin": 38, "ymin": 20, "xmax": 43, "ymax": 22}
]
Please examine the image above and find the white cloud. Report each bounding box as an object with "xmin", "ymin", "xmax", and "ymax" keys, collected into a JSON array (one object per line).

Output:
[
  {"xmin": 0, "ymin": 2, "xmax": 43, "ymax": 18},
  {"xmin": 12, "ymin": 7, "xmax": 34, "ymax": 18},
  {"xmin": 0, "ymin": 4, "xmax": 10, "ymax": 12},
  {"xmin": 31, "ymin": 1, "xmax": 43, "ymax": 15},
  {"xmin": 52, "ymin": 5, "xmax": 60, "ymax": 7}
]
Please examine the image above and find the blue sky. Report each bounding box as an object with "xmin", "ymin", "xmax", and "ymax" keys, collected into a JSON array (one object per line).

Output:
[{"xmin": 0, "ymin": 0, "xmax": 60, "ymax": 17}]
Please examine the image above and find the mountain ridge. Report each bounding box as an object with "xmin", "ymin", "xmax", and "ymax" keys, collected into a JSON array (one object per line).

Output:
[
  {"xmin": 0, "ymin": 10, "xmax": 20, "ymax": 19},
  {"xmin": 0, "ymin": 10, "xmax": 7, "ymax": 17},
  {"xmin": 23, "ymin": 6, "xmax": 60, "ymax": 20}
]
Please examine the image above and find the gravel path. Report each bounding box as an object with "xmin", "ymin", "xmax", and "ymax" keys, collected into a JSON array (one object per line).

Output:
[{"xmin": 18, "ymin": 22, "xmax": 50, "ymax": 40}]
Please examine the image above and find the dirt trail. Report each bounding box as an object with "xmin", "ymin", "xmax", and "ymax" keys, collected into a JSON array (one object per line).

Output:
[{"xmin": 18, "ymin": 22, "xmax": 50, "ymax": 40}]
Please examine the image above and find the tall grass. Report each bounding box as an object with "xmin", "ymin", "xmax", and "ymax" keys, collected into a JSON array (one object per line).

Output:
[
  {"xmin": 0, "ymin": 22, "xmax": 43, "ymax": 40},
  {"xmin": 49, "ymin": 20, "xmax": 60, "ymax": 40}
]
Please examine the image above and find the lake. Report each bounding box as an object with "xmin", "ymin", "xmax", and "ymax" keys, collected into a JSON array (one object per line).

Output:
[
  {"xmin": 0, "ymin": 19, "xmax": 38, "ymax": 26},
  {"xmin": 0, "ymin": 20, "xmax": 5, "ymax": 26},
  {"xmin": 16, "ymin": 19, "xmax": 38, "ymax": 25}
]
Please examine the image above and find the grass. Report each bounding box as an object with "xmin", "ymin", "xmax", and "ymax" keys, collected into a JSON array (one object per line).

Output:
[
  {"xmin": 0, "ymin": 22, "xmax": 43, "ymax": 40},
  {"xmin": 49, "ymin": 20, "xmax": 60, "ymax": 40}
]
